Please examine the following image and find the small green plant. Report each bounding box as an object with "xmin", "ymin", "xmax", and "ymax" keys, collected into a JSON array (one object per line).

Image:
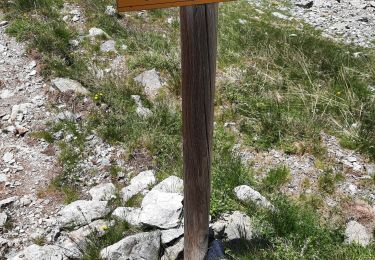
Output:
[
  {"xmin": 262, "ymin": 166, "xmax": 290, "ymax": 192},
  {"xmin": 125, "ymin": 194, "xmax": 144, "ymax": 208},
  {"xmin": 81, "ymin": 221, "xmax": 135, "ymax": 260},
  {"xmin": 33, "ymin": 236, "xmax": 46, "ymax": 246},
  {"xmin": 318, "ymin": 170, "xmax": 344, "ymax": 194}
]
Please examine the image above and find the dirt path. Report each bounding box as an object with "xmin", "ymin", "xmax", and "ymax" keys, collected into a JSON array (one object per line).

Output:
[{"xmin": 0, "ymin": 13, "xmax": 62, "ymax": 254}]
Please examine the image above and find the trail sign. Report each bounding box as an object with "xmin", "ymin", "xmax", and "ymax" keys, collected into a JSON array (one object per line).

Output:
[
  {"xmin": 117, "ymin": 1, "xmax": 227, "ymax": 259},
  {"xmin": 117, "ymin": 0, "xmax": 228, "ymax": 11}
]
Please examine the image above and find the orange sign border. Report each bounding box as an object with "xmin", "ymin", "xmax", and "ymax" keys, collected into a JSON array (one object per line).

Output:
[{"xmin": 116, "ymin": 0, "xmax": 230, "ymax": 12}]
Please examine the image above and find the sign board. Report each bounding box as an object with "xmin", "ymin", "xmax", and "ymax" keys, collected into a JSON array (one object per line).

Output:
[{"xmin": 117, "ymin": 0, "xmax": 228, "ymax": 11}]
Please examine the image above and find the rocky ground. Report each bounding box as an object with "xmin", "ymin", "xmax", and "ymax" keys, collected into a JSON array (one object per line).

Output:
[{"xmin": 0, "ymin": 1, "xmax": 375, "ymax": 259}]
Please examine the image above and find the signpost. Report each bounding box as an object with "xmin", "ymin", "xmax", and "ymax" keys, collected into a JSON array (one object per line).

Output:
[{"xmin": 117, "ymin": 1, "xmax": 227, "ymax": 258}]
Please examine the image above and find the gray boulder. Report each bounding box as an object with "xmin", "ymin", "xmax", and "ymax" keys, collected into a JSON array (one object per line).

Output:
[
  {"xmin": 88, "ymin": 27, "xmax": 110, "ymax": 38},
  {"xmin": 57, "ymin": 200, "xmax": 110, "ymax": 228},
  {"xmin": 89, "ymin": 183, "xmax": 117, "ymax": 201},
  {"xmin": 134, "ymin": 69, "xmax": 163, "ymax": 100},
  {"xmin": 345, "ymin": 221, "xmax": 372, "ymax": 246},
  {"xmin": 234, "ymin": 185, "xmax": 274, "ymax": 210},
  {"xmin": 121, "ymin": 170, "xmax": 156, "ymax": 202},
  {"xmin": 211, "ymin": 211, "xmax": 253, "ymax": 241},
  {"xmin": 161, "ymin": 227, "xmax": 184, "ymax": 245},
  {"xmin": 10, "ymin": 244, "xmax": 66, "ymax": 260},
  {"xmin": 112, "ymin": 207, "xmax": 142, "ymax": 227},
  {"xmin": 153, "ymin": 176, "xmax": 183, "ymax": 194},
  {"xmin": 100, "ymin": 40, "xmax": 116, "ymax": 53},
  {"xmin": 100, "ymin": 231, "xmax": 161, "ymax": 260},
  {"xmin": 139, "ymin": 190, "xmax": 183, "ymax": 229},
  {"xmin": 51, "ymin": 78, "xmax": 89, "ymax": 95}
]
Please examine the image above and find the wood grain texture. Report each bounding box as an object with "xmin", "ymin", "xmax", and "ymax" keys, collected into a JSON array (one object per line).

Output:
[
  {"xmin": 117, "ymin": 0, "xmax": 229, "ymax": 12},
  {"xmin": 180, "ymin": 3, "xmax": 218, "ymax": 259}
]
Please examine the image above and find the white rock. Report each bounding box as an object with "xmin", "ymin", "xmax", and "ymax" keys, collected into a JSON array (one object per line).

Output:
[
  {"xmin": 234, "ymin": 185, "xmax": 274, "ymax": 210},
  {"xmin": 0, "ymin": 212, "xmax": 7, "ymax": 227},
  {"xmin": 10, "ymin": 103, "xmax": 32, "ymax": 122},
  {"xmin": 100, "ymin": 231, "xmax": 161, "ymax": 260},
  {"xmin": 100, "ymin": 40, "xmax": 116, "ymax": 53},
  {"xmin": 0, "ymin": 174, "xmax": 8, "ymax": 183},
  {"xmin": 161, "ymin": 227, "xmax": 184, "ymax": 245},
  {"xmin": 0, "ymin": 196, "xmax": 18, "ymax": 208},
  {"xmin": 121, "ymin": 170, "xmax": 156, "ymax": 202},
  {"xmin": 0, "ymin": 89, "xmax": 14, "ymax": 99},
  {"xmin": 139, "ymin": 190, "xmax": 183, "ymax": 229},
  {"xmin": 211, "ymin": 211, "xmax": 253, "ymax": 241},
  {"xmin": 10, "ymin": 244, "xmax": 66, "ymax": 260},
  {"xmin": 152, "ymin": 176, "xmax": 183, "ymax": 194},
  {"xmin": 131, "ymin": 95, "xmax": 152, "ymax": 118},
  {"xmin": 88, "ymin": 27, "xmax": 110, "ymax": 38},
  {"xmin": 2, "ymin": 152, "xmax": 14, "ymax": 163},
  {"xmin": 105, "ymin": 6, "xmax": 117, "ymax": 16},
  {"xmin": 134, "ymin": 69, "xmax": 163, "ymax": 100},
  {"xmin": 51, "ymin": 78, "xmax": 89, "ymax": 95},
  {"xmin": 112, "ymin": 207, "xmax": 142, "ymax": 227},
  {"xmin": 57, "ymin": 200, "xmax": 110, "ymax": 228},
  {"xmin": 89, "ymin": 183, "xmax": 117, "ymax": 201},
  {"xmin": 345, "ymin": 221, "xmax": 371, "ymax": 246},
  {"xmin": 0, "ymin": 21, "xmax": 8, "ymax": 27}
]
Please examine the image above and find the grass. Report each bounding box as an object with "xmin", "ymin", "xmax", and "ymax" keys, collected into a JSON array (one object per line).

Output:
[
  {"xmin": 261, "ymin": 166, "xmax": 290, "ymax": 193},
  {"xmin": 318, "ymin": 169, "xmax": 345, "ymax": 195},
  {"xmin": 2, "ymin": 0, "xmax": 375, "ymax": 258},
  {"xmin": 81, "ymin": 220, "xmax": 136, "ymax": 260}
]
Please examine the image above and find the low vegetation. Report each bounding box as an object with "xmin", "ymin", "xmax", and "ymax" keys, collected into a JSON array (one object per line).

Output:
[{"xmin": 1, "ymin": 0, "xmax": 374, "ymax": 258}]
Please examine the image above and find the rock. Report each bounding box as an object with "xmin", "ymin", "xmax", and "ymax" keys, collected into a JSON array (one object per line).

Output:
[
  {"xmin": 139, "ymin": 190, "xmax": 183, "ymax": 229},
  {"xmin": 88, "ymin": 27, "xmax": 110, "ymax": 38},
  {"xmin": 0, "ymin": 212, "xmax": 7, "ymax": 227},
  {"xmin": 345, "ymin": 221, "xmax": 372, "ymax": 246},
  {"xmin": 0, "ymin": 174, "xmax": 8, "ymax": 183},
  {"xmin": 10, "ymin": 244, "xmax": 66, "ymax": 260},
  {"xmin": 56, "ymin": 111, "xmax": 77, "ymax": 121},
  {"xmin": 100, "ymin": 231, "xmax": 161, "ymax": 260},
  {"xmin": 57, "ymin": 200, "xmax": 110, "ymax": 228},
  {"xmin": 89, "ymin": 183, "xmax": 117, "ymax": 201},
  {"xmin": 51, "ymin": 78, "xmax": 89, "ymax": 95},
  {"xmin": 100, "ymin": 40, "xmax": 116, "ymax": 53},
  {"xmin": 105, "ymin": 6, "xmax": 117, "ymax": 16},
  {"xmin": 3, "ymin": 152, "xmax": 14, "ymax": 163},
  {"xmin": 0, "ymin": 21, "xmax": 9, "ymax": 27},
  {"xmin": 152, "ymin": 176, "xmax": 183, "ymax": 194},
  {"xmin": 162, "ymin": 237, "xmax": 184, "ymax": 260},
  {"xmin": 234, "ymin": 185, "xmax": 274, "ymax": 210},
  {"xmin": 58, "ymin": 219, "xmax": 111, "ymax": 258},
  {"xmin": 0, "ymin": 196, "xmax": 18, "ymax": 208},
  {"xmin": 10, "ymin": 103, "xmax": 32, "ymax": 122},
  {"xmin": 211, "ymin": 211, "xmax": 253, "ymax": 241},
  {"xmin": 112, "ymin": 207, "xmax": 142, "ymax": 226},
  {"xmin": 134, "ymin": 69, "xmax": 163, "ymax": 100},
  {"xmin": 131, "ymin": 95, "xmax": 152, "ymax": 118},
  {"xmin": 0, "ymin": 89, "xmax": 14, "ymax": 99},
  {"xmin": 161, "ymin": 227, "xmax": 184, "ymax": 245},
  {"xmin": 121, "ymin": 170, "xmax": 156, "ymax": 202}
]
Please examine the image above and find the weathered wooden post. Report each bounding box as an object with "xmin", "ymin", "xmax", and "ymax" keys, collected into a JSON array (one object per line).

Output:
[
  {"xmin": 180, "ymin": 4, "xmax": 218, "ymax": 259},
  {"xmin": 117, "ymin": 1, "xmax": 230, "ymax": 258}
]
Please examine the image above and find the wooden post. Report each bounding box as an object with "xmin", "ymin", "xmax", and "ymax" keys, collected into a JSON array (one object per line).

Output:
[{"xmin": 180, "ymin": 3, "xmax": 218, "ymax": 259}]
